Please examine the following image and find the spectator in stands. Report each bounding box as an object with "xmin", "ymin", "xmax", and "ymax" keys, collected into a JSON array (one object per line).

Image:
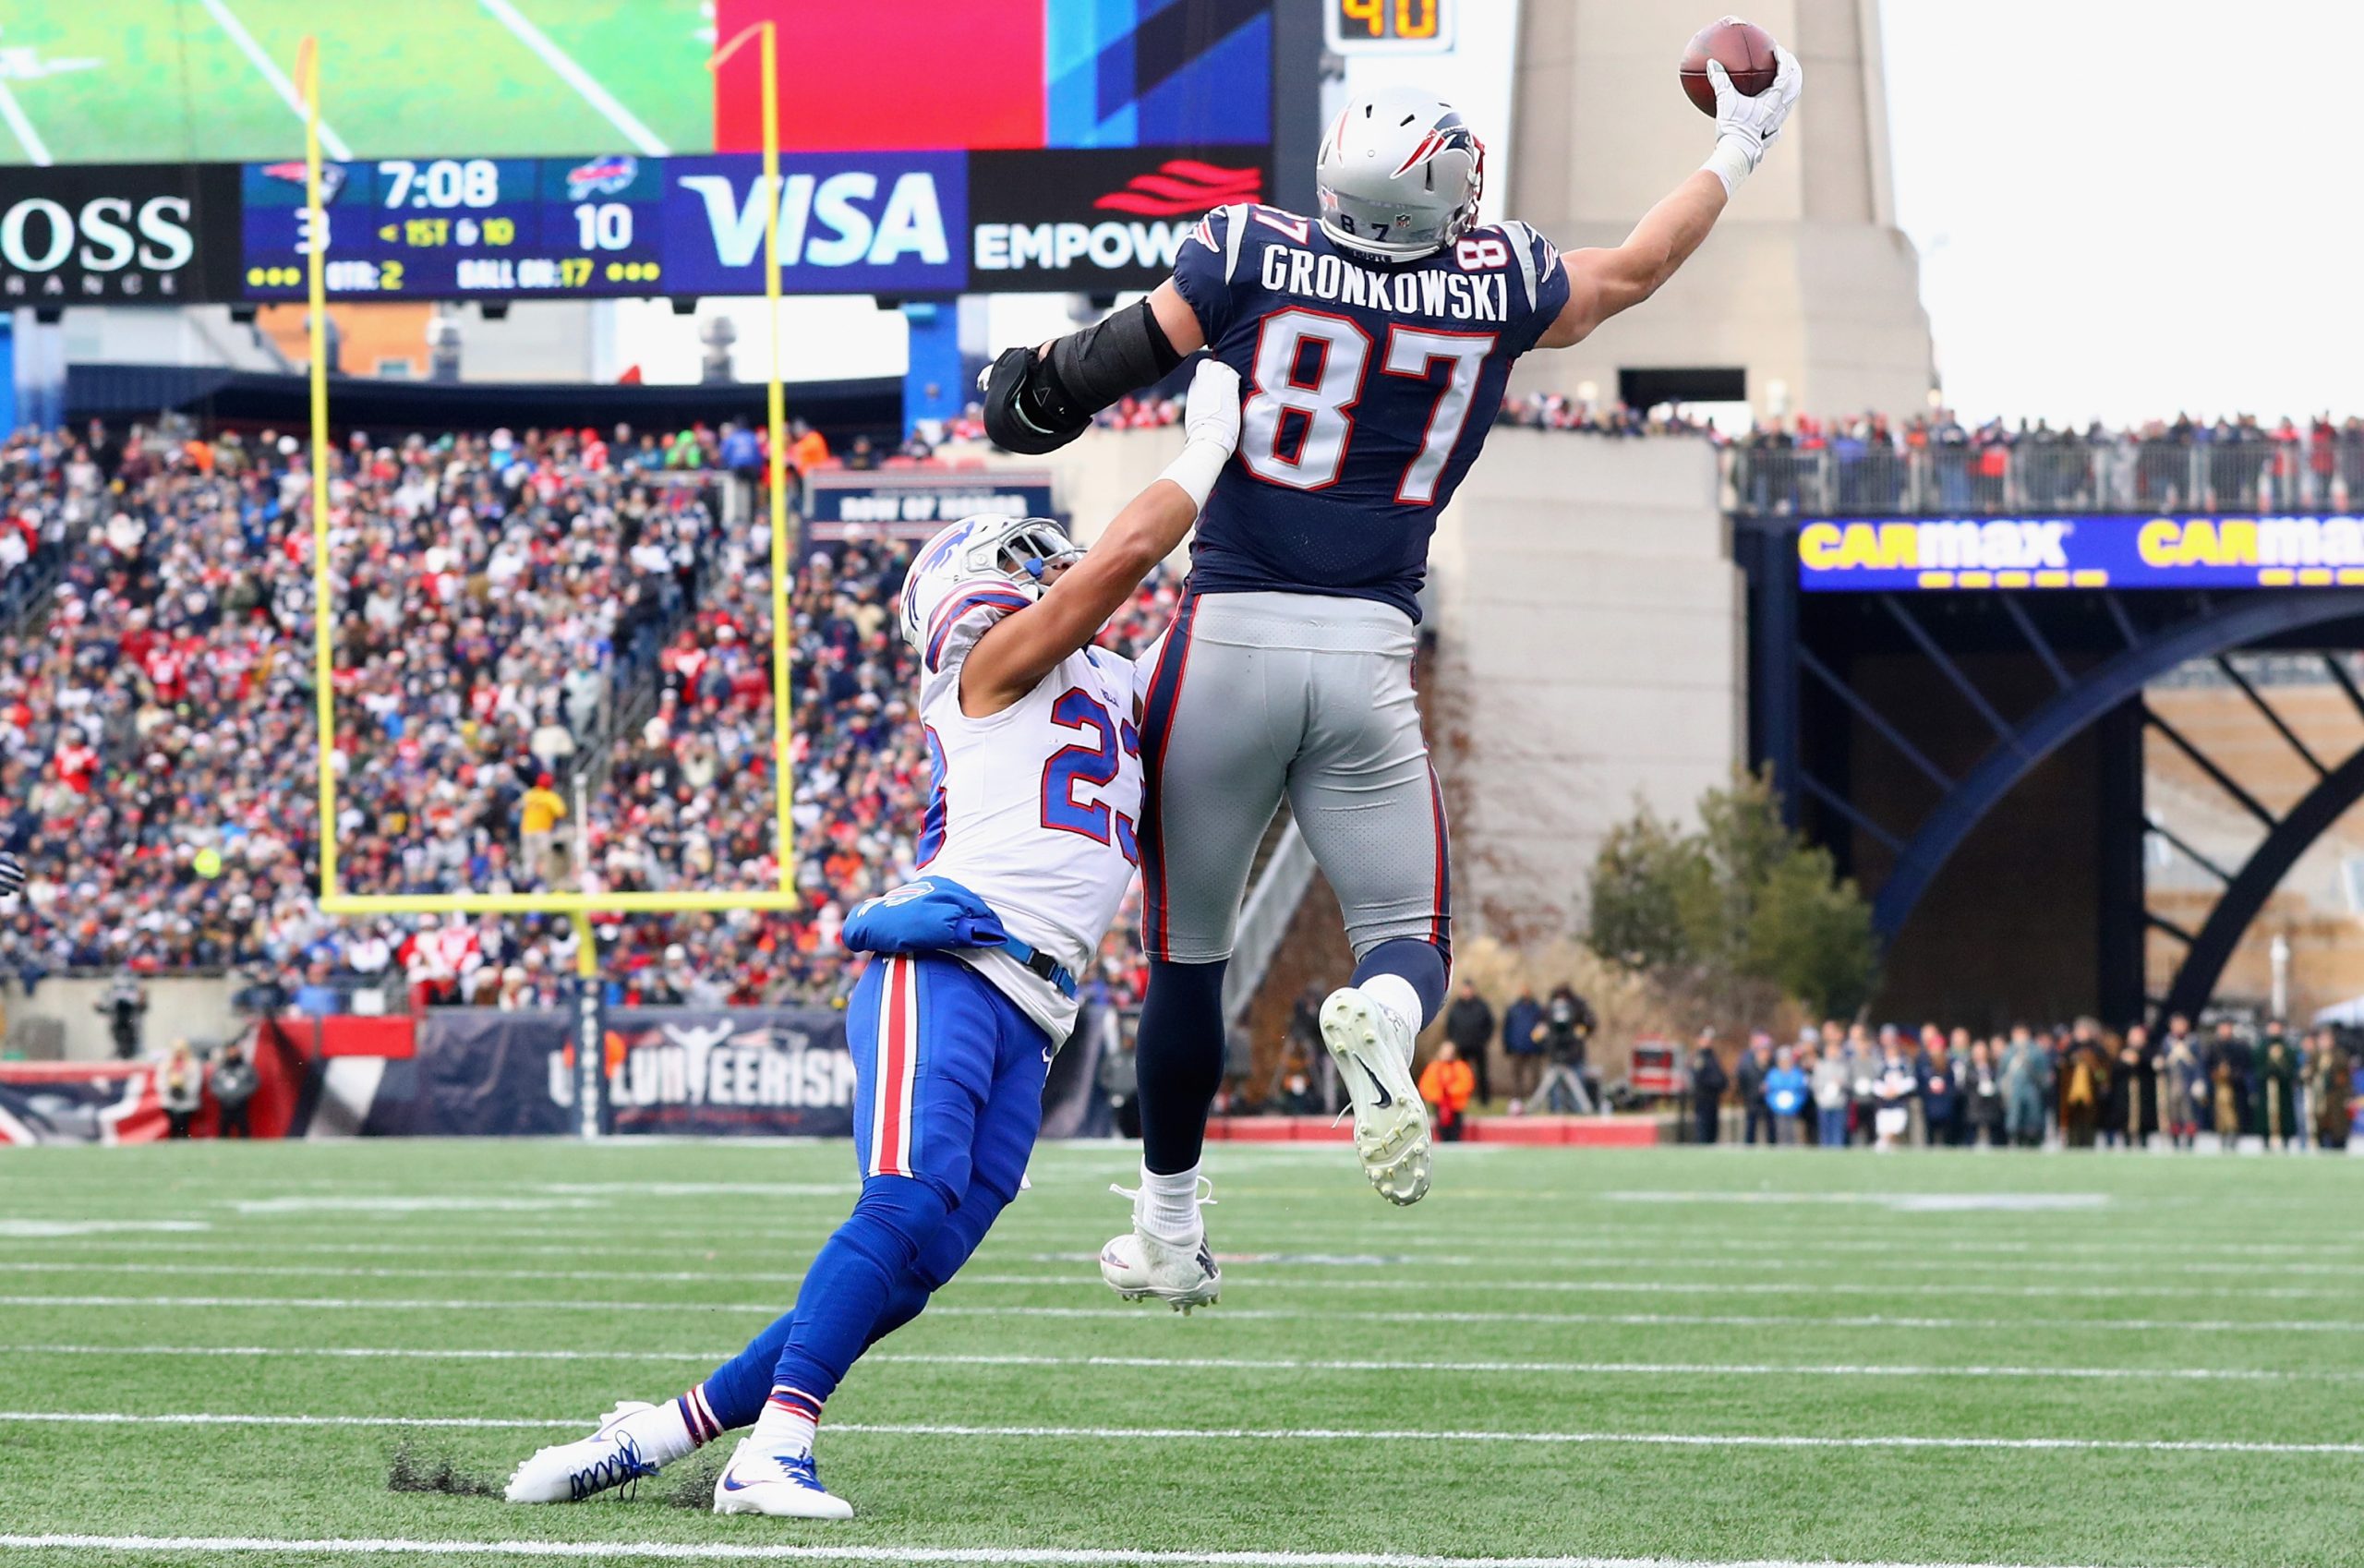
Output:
[
  {"xmin": 1734, "ymin": 1031, "xmax": 1772, "ymax": 1144},
  {"xmin": 1763, "ymin": 1043, "xmax": 1807, "ymax": 1146},
  {"xmin": 519, "ymin": 773, "xmax": 569, "ymax": 884},
  {"xmin": 1810, "ymin": 1034, "xmax": 1850, "ymax": 1149},
  {"xmin": 2261, "ymin": 1024, "xmax": 2299, "ymax": 1148},
  {"xmin": 2105, "ymin": 1022, "xmax": 2154, "ymax": 1150},
  {"xmin": 1501, "ymin": 983, "xmax": 1543, "ymax": 1114},
  {"xmin": 2162, "ymin": 1019, "xmax": 2204, "ymax": 1151},
  {"xmin": 1921, "ymin": 1039, "xmax": 1962, "ymax": 1148},
  {"xmin": 1687, "ymin": 1027, "xmax": 1727, "ymax": 1144},
  {"xmin": 1441, "ymin": 980, "xmax": 1495, "ymax": 1108},
  {"xmin": 1964, "ymin": 1038, "xmax": 2003, "ymax": 1147},
  {"xmin": 96, "ymin": 969, "xmax": 147, "ymax": 1060},
  {"xmin": 2057, "ymin": 1023, "xmax": 2109, "ymax": 1149},
  {"xmin": 158, "ymin": 1039, "xmax": 201, "ymax": 1138},
  {"xmin": 1098, "ymin": 1021, "xmax": 1140, "ymax": 1140},
  {"xmin": 1417, "ymin": 1040, "xmax": 1475, "ymax": 1142},
  {"xmin": 211, "ymin": 1038, "xmax": 258, "ymax": 1139},
  {"xmin": 1843, "ymin": 1023, "xmax": 1880, "ymax": 1147},
  {"xmin": 2310, "ymin": 1029, "xmax": 2354, "ymax": 1151},
  {"xmin": 788, "ymin": 418, "xmax": 828, "ymax": 476},
  {"xmin": 2001, "ymin": 1025, "xmax": 2051, "ymax": 1148},
  {"xmin": 1871, "ymin": 1033, "xmax": 1919, "ymax": 1150}
]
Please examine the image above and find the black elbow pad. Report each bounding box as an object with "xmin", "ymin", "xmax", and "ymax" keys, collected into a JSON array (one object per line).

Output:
[
  {"xmin": 980, "ymin": 345, "xmax": 1088, "ymax": 455},
  {"xmin": 980, "ymin": 299, "xmax": 1184, "ymax": 455}
]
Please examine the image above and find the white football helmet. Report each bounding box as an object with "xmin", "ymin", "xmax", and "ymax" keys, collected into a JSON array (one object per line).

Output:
[
  {"xmin": 897, "ymin": 513, "xmax": 1080, "ymax": 654},
  {"xmin": 1315, "ymin": 85, "xmax": 1485, "ymax": 261}
]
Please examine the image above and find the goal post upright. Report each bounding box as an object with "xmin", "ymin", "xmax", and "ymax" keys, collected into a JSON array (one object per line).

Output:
[{"xmin": 300, "ymin": 35, "xmax": 337, "ymax": 902}]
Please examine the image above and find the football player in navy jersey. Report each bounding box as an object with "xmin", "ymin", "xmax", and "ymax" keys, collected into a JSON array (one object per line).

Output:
[{"xmin": 981, "ymin": 49, "xmax": 1802, "ymax": 1297}]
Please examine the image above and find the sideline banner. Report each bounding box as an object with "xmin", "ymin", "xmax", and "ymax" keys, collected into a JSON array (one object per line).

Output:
[
  {"xmin": 1798, "ymin": 514, "xmax": 2364, "ymax": 592},
  {"xmin": 602, "ymin": 1007, "xmax": 855, "ymax": 1138}
]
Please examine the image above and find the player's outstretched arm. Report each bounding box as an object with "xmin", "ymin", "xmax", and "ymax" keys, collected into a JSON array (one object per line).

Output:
[
  {"xmin": 960, "ymin": 360, "xmax": 1240, "ymax": 718},
  {"xmin": 978, "ymin": 286, "xmax": 1211, "ymax": 456},
  {"xmin": 1538, "ymin": 43, "xmax": 1802, "ymax": 350}
]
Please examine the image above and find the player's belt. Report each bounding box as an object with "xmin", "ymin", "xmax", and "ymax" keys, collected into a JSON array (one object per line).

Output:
[{"xmin": 1000, "ymin": 938, "xmax": 1077, "ymax": 1000}]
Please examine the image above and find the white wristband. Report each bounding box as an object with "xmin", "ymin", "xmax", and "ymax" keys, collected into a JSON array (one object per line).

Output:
[
  {"xmin": 1702, "ymin": 136, "xmax": 1755, "ymax": 199},
  {"xmin": 1159, "ymin": 438, "xmax": 1230, "ymax": 511}
]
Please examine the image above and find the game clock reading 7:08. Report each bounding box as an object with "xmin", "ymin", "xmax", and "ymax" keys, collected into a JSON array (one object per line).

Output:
[
  {"xmin": 238, "ymin": 153, "xmax": 662, "ymax": 299},
  {"xmin": 1324, "ymin": 0, "xmax": 1454, "ymax": 54}
]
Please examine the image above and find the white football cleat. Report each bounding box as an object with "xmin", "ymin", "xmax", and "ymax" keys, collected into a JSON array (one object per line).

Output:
[
  {"xmin": 1320, "ymin": 985, "xmax": 1432, "ymax": 1204},
  {"xmin": 504, "ymin": 1400, "xmax": 664, "ymax": 1503},
  {"xmin": 712, "ymin": 1436, "xmax": 854, "ymax": 1520},
  {"xmin": 1100, "ymin": 1228, "xmax": 1222, "ymax": 1312}
]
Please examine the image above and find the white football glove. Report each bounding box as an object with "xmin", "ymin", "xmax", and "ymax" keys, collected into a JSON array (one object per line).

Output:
[
  {"xmin": 1161, "ymin": 356, "xmax": 1241, "ymax": 509},
  {"xmin": 1702, "ymin": 42, "xmax": 1803, "ymax": 197}
]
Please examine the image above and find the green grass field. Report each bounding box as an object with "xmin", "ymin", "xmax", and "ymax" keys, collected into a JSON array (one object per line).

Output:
[
  {"xmin": 0, "ymin": 1, "xmax": 711, "ymax": 165},
  {"xmin": 4, "ymin": 1139, "xmax": 2362, "ymax": 1567}
]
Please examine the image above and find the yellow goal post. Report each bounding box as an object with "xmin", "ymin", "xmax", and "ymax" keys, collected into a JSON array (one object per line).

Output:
[{"xmin": 295, "ymin": 28, "xmax": 802, "ymax": 1129}]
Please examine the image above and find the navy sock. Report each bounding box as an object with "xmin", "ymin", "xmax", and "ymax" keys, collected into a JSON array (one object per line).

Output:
[
  {"xmin": 699, "ymin": 1177, "xmax": 1006, "ymax": 1433},
  {"xmin": 1354, "ymin": 938, "xmax": 1450, "ymax": 1029},
  {"xmin": 1135, "ymin": 958, "xmax": 1228, "ymax": 1176},
  {"xmin": 724, "ymin": 1176, "xmax": 951, "ymax": 1419}
]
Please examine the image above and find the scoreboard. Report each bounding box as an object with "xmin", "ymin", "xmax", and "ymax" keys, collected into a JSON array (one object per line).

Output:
[
  {"xmin": 0, "ymin": 145, "xmax": 1269, "ymax": 306},
  {"xmin": 242, "ymin": 155, "xmax": 668, "ymax": 300},
  {"xmin": 236, "ymin": 150, "xmax": 978, "ymax": 301}
]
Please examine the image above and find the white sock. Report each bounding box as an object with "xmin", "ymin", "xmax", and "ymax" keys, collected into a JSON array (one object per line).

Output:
[
  {"xmin": 750, "ymin": 1386, "xmax": 822, "ymax": 1456},
  {"xmin": 1138, "ymin": 1161, "xmax": 1205, "ymax": 1248},
  {"xmin": 1357, "ymin": 973, "xmax": 1423, "ymax": 1061},
  {"xmin": 614, "ymin": 1391, "xmax": 703, "ymax": 1467}
]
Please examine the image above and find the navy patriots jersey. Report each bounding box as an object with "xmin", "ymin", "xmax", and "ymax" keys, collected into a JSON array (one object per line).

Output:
[{"xmin": 1170, "ymin": 204, "xmax": 1570, "ymax": 621}]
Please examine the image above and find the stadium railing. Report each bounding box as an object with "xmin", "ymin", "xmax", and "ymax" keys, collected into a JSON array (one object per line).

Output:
[{"xmin": 1724, "ymin": 438, "xmax": 2364, "ymax": 516}]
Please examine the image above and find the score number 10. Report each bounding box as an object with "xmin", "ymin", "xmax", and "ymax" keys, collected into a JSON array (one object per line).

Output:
[{"xmin": 1327, "ymin": 0, "xmax": 1454, "ymax": 52}]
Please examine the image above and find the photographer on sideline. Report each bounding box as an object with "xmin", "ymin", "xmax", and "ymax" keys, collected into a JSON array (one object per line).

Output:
[{"xmin": 1531, "ymin": 984, "xmax": 1597, "ymax": 1114}]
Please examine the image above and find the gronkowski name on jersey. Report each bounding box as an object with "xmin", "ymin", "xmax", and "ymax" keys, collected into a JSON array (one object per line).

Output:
[
  {"xmin": 911, "ymin": 585, "xmax": 1144, "ymax": 1041},
  {"xmin": 1171, "ymin": 204, "xmax": 1570, "ymax": 621}
]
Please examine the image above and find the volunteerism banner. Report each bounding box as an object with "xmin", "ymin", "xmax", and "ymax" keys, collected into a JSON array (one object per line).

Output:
[{"xmin": 1796, "ymin": 514, "xmax": 2364, "ymax": 592}]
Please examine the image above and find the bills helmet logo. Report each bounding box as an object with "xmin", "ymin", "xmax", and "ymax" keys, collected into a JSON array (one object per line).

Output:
[{"xmin": 565, "ymin": 155, "xmax": 639, "ymax": 201}]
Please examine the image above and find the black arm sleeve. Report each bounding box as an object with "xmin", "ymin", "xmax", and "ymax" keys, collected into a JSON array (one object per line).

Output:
[{"xmin": 980, "ymin": 298, "xmax": 1184, "ymax": 455}]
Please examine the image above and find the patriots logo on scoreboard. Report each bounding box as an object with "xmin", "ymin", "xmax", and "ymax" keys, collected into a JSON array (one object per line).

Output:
[
  {"xmin": 565, "ymin": 155, "xmax": 639, "ymax": 201},
  {"xmin": 260, "ymin": 160, "xmax": 346, "ymax": 202}
]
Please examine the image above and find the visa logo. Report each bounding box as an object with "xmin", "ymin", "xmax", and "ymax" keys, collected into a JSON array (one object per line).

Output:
[{"xmin": 678, "ymin": 170, "xmax": 950, "ymax": 270}]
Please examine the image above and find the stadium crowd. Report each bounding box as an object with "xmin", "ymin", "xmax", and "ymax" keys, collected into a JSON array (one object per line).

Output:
[
  {"xmin": 1113, "ymin": 387, "xmax": 2364, "ymax": 513},
  {"xmin": 0, "ymin": 418, "xmax": 1166, "ymax": 1016},
  {"xmin": 1683, "ymin": 1015, "xmax": 2358, "ymax": 1152}
]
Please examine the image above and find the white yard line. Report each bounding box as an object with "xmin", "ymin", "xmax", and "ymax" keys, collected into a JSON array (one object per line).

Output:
[
  {"xmin": 473, "ymin": 0, "xmax": 669, "ymax": 154},
  {"xmin": 3, "ymin": 1410, "xmax": 2359, "ymax": 1456},
  {"xmin": 4, "ymin": 1294, "xmax": 2357, "ymax": 1334},
  {"xmin": 0, "ymin": 1535, "xmax": 2207, "ymax": 1568},
  {"xmin": 193, "ymin": 0, "xmax": 355, "ymax": 161},
  {"xmin": 0, "ymin": 82, "xmax": 53, "ymax": 164},
  {"xmin": 0, "ymin": 1343, "xmax": 2338, "ymax": 1383},
  {"xmin": 16, "ymin": 1229, "xmax": 2364, "ymax": 1263},
  {"xmin": 16, "ymin": 1261, "xmax": 2350, "ymax": 1301},
  {"xmin": 24, "ymin": 1251, "xmax": 2364, "ymax": 1283}
]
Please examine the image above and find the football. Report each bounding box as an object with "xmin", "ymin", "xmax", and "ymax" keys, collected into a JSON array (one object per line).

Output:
[{"xmin": 1679, "ymin": 17, "xmax": 1779, "ymax": 115}]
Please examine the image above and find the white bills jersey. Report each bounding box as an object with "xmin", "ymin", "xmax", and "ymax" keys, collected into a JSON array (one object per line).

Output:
[{"xmin": 915, "ymin": 583, "xmax": 1144, "ymax": 1040}]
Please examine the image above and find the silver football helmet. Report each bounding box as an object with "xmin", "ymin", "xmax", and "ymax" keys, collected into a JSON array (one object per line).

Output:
[
  {"xmin": 897, "ymin": 514, "xmax": 1080, "ymax": 654},
  {"xmin": 1315, "ymin": 84, "xmax": 1485, "ymax": 261}
]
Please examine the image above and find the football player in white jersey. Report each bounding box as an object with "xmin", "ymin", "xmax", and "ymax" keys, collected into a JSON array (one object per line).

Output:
[{"xmin": 502, "ymin": 359, "xmax": 1241, "ymax": 1521}]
